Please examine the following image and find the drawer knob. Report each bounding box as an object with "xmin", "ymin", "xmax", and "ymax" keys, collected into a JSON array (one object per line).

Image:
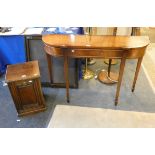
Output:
[{"xmin": 21, "ymin": 75, "xmax": 26, "ymax": 78}]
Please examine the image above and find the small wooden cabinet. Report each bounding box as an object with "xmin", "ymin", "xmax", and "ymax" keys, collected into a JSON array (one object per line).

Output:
[{"xmin": 5, "ymin": 61, "xmax": 46, "ymax": 116}]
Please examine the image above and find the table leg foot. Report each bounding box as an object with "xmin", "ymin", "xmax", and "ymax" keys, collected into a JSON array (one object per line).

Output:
[
  {"xmin": 115, "ymin": 99, "xmax": 118, "ymax": 106},
  {"xmin": 131, "ymin": 57, "xmax": 143, "ymax": 93},
  {"xmin": 115, "ymin": 55, "xmax": 126, "ymax": 106}
]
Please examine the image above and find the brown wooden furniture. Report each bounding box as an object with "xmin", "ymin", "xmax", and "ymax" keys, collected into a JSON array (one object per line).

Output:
[
  {"xmin": 42, "ymin": 34, "xmax": 150, "ymax": 105},
  {"xmin": 5, "ymin": 60, "xmax": 46, "ymax": 116},
  {"xmin": 25, "ymin": 35, "xmax": 79, "ymax": 88}
]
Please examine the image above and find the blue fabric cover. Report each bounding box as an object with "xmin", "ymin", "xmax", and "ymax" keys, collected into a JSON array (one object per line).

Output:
[
  {"xmin": 0, "ymin": 36, "xmax": 26, "ymax": 75},
  {"xmin": 42, "ymin": 27, "xmax": 84, "ymax": 35},
  {"xmin": 0, "ymin": 27, "xmax": 84, "ymax": 78}
]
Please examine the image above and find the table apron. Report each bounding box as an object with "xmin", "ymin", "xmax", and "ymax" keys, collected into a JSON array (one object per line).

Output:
[{"xmin": 44, "ymin": 45, "xmax": 146, "ymax": 59}]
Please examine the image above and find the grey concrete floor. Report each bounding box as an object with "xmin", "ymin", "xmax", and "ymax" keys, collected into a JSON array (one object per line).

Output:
[{"xmin": 0, "ymin": 57, "xmax": 155, "ymax": 128}]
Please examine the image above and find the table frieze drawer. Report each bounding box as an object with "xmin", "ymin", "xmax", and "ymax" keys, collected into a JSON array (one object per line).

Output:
[{"xmin": 68, "ymin": 49, "xmax": 124, "ymax": 58}]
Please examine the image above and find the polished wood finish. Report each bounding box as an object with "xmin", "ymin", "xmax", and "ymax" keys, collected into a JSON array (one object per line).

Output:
[
  {"xmin": 46, "ymin": 53, "xmax": 53, "ymax": 83},
  {"xmin": 132, "ymin": 57, "xmax": 143, "ymax": 92},
  {"xmin": 98, "ymin": 71, "xmax": 118, "ymax": 84},
  {"xmin": 42, "ymin": 34, "xmax": 150, "ymax": 105},
  {"xmin": 6, "ymin": 61, "xmax": 40, "ymax": 82},
  {"xmin": 6, "ymin": 61, "xmax": 46, "ymax": 116},
  {"xmin": 25, "ymin": 35, "xmax": 79, "ymax": 88},
  {"xmin": 42, "ymin": 34, "xmax": 149, "ymax": 49},
  {"xmin": 115, "ymin": 54, "xmax": 126, "ymax": 105},
  {"xmin": 44, "ymin": 46, "xmax": 147, "ymax": 59},
  {"xmin": 63, "ymin": 49, "xmax": 70, "ymax": 103}
]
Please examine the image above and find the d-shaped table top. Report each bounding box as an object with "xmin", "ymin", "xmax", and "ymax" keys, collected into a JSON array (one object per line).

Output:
[
  {"xmin": 42, "ymin": 34, "xmax": 150, "ymax": 105},
  {"xmin": 42, "ymin": 34, "xmax": 150, "ymax": 49}
]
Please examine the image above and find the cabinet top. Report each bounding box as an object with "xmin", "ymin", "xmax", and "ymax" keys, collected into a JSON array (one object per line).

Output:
[
  {"xmin": 42, "ymin": 34, "xmax": 150, "ymax": 49},
  {"xmin": 5, "ymin": 61, "xmax": 40, "ymax": 82}
]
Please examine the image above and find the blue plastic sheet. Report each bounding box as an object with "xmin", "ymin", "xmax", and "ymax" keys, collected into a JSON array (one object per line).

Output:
[
  {"xmin": 42, "ymin": 27, "xmax": 84, "ymax": 35},
  {"xmin": 0, "ymin": 27, "xmax": 84, "ymax": 78},
  {"xmin": 0, "ymin": 36, "xmax": 26, "ymax": 75}
]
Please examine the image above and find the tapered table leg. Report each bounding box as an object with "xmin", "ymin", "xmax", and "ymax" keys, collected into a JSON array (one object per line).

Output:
[
  {"xmin": 46, "ymin": 53, "xmax": 53, "ymax": 83},
  {"xmin": 132, "ymin": 57, "xmax": 143, "ymax": 92},
  {"xmin": 64, "ymin": 52, "xmax": 70, "ymax": 103},
  {"xmin": 108, "ymin": 59, "xmax": 112, "ymax": 76},
  {"xmin": 115, "ymin": 56, "xmax": 126, "ymax": 105}
]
